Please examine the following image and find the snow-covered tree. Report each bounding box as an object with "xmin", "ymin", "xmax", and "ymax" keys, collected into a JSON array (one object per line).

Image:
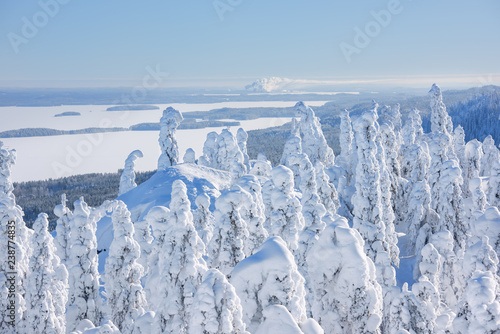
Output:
[
  {"xmin": 193, "ymin": 193, "xmax": 214, "ymax": 247},
  {"xmin": 119, "ymin": 150, "xmax": 143, "ymax": 195},
  {"xmin": 189, "ymin": 269, "xmax": 248, "ymax": 334},
  {"xmin": 404, "ymin": 180, "xmax": 439, "ymax": 256},
  {"xmin": 473, "ymin": 207, "xmax": 500, "ymax": 263},
  {"xmin": 429, "ymin": 231, "xmax": 461, "ymax": 308},
  {"xmin": 216, "ymin": 129, "xmax": 246, "ymax": 173},
  {"xmin": 481, "ymin": 135, "xmax": 500, "ymax": 177},
  {"xmin": 237, "ymin": 175, "xmax": 268, "ymax": 255},
  {"xmin": 463, "ymin": 139, "xmax": 483, "ymax": 198},
  {"xmin": 143, "ymin": 206, "xmax": 170, "ymax": 311},
  {"xmin": 410, "ymin": 279, "xmax": 439, "ymax": 333},
  {"xmin": 254, "ymin": 305, "xmax": 303, "ymax": 334},
  {"xmin": 231, "ymin": 237, "xmax": 307, "ymax": 333},
  {"xmin": 183, "ymin": 148, "xmax": 196, "ymax": 164},
  {"xmin": 198, "ymin": 132, "xmax": 218, "ymax": 168},
  {"xmin": 268, "ymin": 166, "xmax": 304, "ymax": 252},
  {"xmin": 429, "ymin": 83, "xmax": 453, "ymax": 137},
  {"xmin": 132, "ymin": 217, "xmax": 153, "ymax": 274},
  {"xmin": 25, "ymin": 213, "xmax": 68, "ymax": 334},
  {"xmin": 488, "ymin": 159, "xmax": 500, "ymax": 208},
  {"xmin": 453, "ymin": 271, "xmax": 500, "ymax": 334},
  {"xmin": 337, "ymin": 109, "xmax": 354, "ymax": 181},
  {"xmin": 388, "ymin": 283, "xmax": 435, "ymax": 334},
  {"xmin": 454, "ymin": 125, "xmax": 466, "ymax": 173},
  {"xmin": 249, "ymin": 152, "xmax": 272, "ymax": 179},
  {"xmin": 207, "ymin": 187, "xmax": 250, "ymax": 276},
  {"xmin": 402, "ymin": 108, "xmax": 424, "ymax": 148},
  {"xmin": 314, "ymin": 162, "xmax": 339, "ymax": 216},
  {"xmin": 66, "ymin": 197, "xmax": 103, "ymax": 332},
  {"xmin": 289, "ymin": 154, "xmax": 327, "ymax": 271},
  {"xmin": 104, "ymin": 201, "xmax": 147, "ymax": 334},
  {"xmin": 434, "ymin": 160, "xmax": 468, "ymax": 252},
  {"xmin": 463, "ymin": 236, "xmax": 499, "ymax": 284},
  {"xmin": 54, "ymin": 193, "xmax": 72, "ymax": 266},
  {"xmin": 261, "ymin": 179, "xmax": 274, "ymax": 231},
  {"xmin": 352, "ymin": 107, "xmax": 396, "ymax": 288},
  {"xmin": 153, "ymin": 180, "xmax": 207, "ymax": 333},
  {"xmin": 307, "ymin": 218, "xmax": 383, "ymax": 334},
  {"xmin": 158, "ymin": 107, "xmax": 183, "ymax": 170},
  {"xmin": 237, "ymin": 128, "xmax": 250, "ymax": 170},
  {"xmin": 376, "ymin": 136, "xmax": 400, "ymax": 268},
  {"xmin": 295, "ymin": 102, "xmax": 335, "ymax": 167},
  {"xmin": 0, "ymin": 142, "xmax": 31, "ymax": 332}
]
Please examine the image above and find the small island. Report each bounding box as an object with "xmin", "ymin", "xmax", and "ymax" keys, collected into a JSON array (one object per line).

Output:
[
  {"xmin": 106, "ymin": 105, "xmax": 160, "ymax": 111},
  {"xmin": 54, "ymin": 111, "xmax": 81, "ymax": 117}
]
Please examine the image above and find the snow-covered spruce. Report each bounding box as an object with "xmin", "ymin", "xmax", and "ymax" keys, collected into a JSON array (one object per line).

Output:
[
  {"xmin": 189, "ymin": 268, "xmax": 249, "ymax": 334},
  {"xmin": 25, "ymin": 213, "xmax": 68, "ymax": 334},
  {"xmin": 231, "ymin": 236, "xmax": 307, "ymax": 333},
  {"xmin": 351, "ymin": 107, "xmax": 397, "ymax": 288},
  {"xmin": 216, "ymin": 129, "xmax": 245, "ymax": 173},
  {"xmin": 453, "ymin": 271, "xmax": 500, "ymax": 333},
  {"xmin": 54, "ymin": 194, "xmax": 73, "ymax": 266},
  {"xmin": 198, "ymin": 131, "xmax": 218, "ymax": 168},
  {"xmin": 388, "ymin": 283, "xmax": 435, "ymax": 334},
  {"xmin": 481, "ymin": 135, "xmax": 500, "ymax": 177},
  {"xmin": 236, "ymin": 175, "xmax": 268, "ymax": 256},
  {"xmin": 295, "ymin": 102, "xmax": 335, "ymax": 168},
  {"xmin": 207, "ymin": 187, "xmax": 250, "ymax": 277},
  {"xmin": 153, "ymin": 180, "xmax": 207, "ymax": 333},
  {"xmin": 0, "ymin": 141, "xmax": 31, "ymax": 332},
  {"xmin": 249, "ymin": 152, "xmax": 272, "ymax": 179},
  {"xmin": 119, "ymin": 149, "xmax": 143, "ymax": 196},
  {"xmin": 66, "ymin": 197, "xmax": 103, "ymax": 332},
  {"xmin": 183, "ymin": 148, "xmax": 196, "ymax": 164},
  {"xmin": 404, "ymin": 180, "xmax": 439, "ymax": 256},
  {"xmin": 473, "ymin": 207, "xmax": 500, "ymax": 259},
  {"xmin": 268, "ymin": 165, "xmax": 304, "ymax": 252},
  {"xmin": 143, "ymin": 206, "xmax": 171, "ymax": 311},
  {"xmin": 433, "ymin": 160, "xmax": 468, "ymax": 252},
  {"xmin": 376, "ymin": 133, "xmax": 400, "ymax": 268},
  {"xmin": 463, "ymin": 139, "xmax": 483, "ymax": 198},
  {"xmin": 307, "ymin": 217, "xmax": 383, "ymax": 334},
  {"xmin": 104, "ymin": 200, "xmax": 147, "ymax": 334},
  {"xmin": 314, "ymin": 161, "xmax": 340, "ymax": 217},
  {"xmin": 237, "ymin": 128, "xmax": 250, "ymax": 170},
  {"xmin": 487, "ymin": 158, "xmax": 500, "ymax": 209},
  {"xmin": 193, "ymin": 192, "xmax": 214, "ymax": 247},
  {"xmin": 158, "ymin": 107, "xmax": 183, "ymax": 170}
]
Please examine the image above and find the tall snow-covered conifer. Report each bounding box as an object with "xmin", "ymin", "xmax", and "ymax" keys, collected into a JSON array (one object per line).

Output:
[
  {"xmin": 104, "ymin": 201, "xmax": 147, "ymax": 334},
  {"xmin": 119, "ymin": 150, "xmax": 143, "ymax": 195},
  {"xmin": 153, "ymin": 180, "xmax": 207, "ymax": 333},
  {"xmin": 25, "ymin": 213, "xmax": 68, "ymax": 334},
  {"xmin": 158, "ymin": 107, "xmax": 183, "ymax": 170},
  {"xmin": 66, "ymin": 197, "xmax": 102, "ymax": 332}
]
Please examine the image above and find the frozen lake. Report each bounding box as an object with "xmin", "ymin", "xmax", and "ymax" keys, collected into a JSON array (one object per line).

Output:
[
  {"xmin": 2, "ymin": 117, "xmax": 292, "ymax": 182},
  {"xmin": 0, "ymin": 100, "xmax": 328, "ymax": 132}
]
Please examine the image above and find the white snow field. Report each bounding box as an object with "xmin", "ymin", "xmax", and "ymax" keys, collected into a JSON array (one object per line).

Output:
[{"xmin": 2, "ymin": 117, "xmax": 292, "ymax": 182}]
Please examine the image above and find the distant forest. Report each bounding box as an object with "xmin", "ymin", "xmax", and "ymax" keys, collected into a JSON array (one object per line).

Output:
[{"xmin": 13, "ymin": 170, "xmax": 155, "ymax": 231}]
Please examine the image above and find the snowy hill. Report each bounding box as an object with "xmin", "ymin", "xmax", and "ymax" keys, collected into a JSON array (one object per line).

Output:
[{"xmin": 96, "ymin": 163, "xmax": 230, "ymax": 272}]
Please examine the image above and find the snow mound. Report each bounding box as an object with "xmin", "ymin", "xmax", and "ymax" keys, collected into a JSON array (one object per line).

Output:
[{"xmin": 95, "ymin": 163, "xmax": 231, "ymax": 273}]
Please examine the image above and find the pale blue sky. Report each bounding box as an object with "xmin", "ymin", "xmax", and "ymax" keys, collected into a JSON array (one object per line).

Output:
[{"xmin": 1, "ymin": 0, "xmax": 499, "ymax": 88}]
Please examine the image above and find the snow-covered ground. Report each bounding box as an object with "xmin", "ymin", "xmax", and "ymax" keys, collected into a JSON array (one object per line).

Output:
[
  {"xmin": 0, "ymin": 101, "xmax": 328, "ymax": 131},
  {"xmin": 2, "ymin": 117, "xmax": 292, "ymax": 182}
]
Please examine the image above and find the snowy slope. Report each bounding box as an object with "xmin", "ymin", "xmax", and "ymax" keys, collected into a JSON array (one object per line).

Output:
[{"xmin": 96, "ymin": 163, "xmax": 231, "ymax": 272}]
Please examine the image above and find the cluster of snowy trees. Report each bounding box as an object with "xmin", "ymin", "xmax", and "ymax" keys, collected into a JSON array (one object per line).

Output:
[{"xmin": 2, "ymin": 83, "xmax": 500, "ymax": 333}]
